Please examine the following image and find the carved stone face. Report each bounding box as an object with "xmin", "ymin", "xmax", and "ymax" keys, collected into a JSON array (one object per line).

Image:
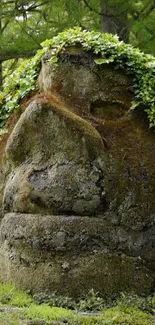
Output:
[
  {"xmin": 39, "ymin": 51, "xmax": 133, "ymax": 119},
  {"xmin": 1, "ymin": 54, "xmax": 155, "ymax": 297},
  {"xmin": 3, "ymin": 55, "xmax": 133, "ymax": 218},
  {"xmin": 4, "ymin": 56, "xmax": 155, "ymax": 230},
  {"xmin": 3, "ymin": 56, "xmax": 155, "ymax": 228}
]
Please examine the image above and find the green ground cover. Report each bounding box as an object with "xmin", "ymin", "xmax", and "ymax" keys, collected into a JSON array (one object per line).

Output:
[{"xmin": 1, "ymin": 283, "xmax": 155, "ymax": 325}]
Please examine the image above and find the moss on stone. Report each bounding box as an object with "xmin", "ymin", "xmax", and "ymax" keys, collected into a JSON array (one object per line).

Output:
[
  {"xmin": 0, "ymin": 213, "xmax": 155, "ymax": 297},
  {"xmin": 39, "ymin": 98, "xmax": 105, "ymax": 159},
  {"xmin": 5, "ymin": 98, "xmax": 104, "ymax": 167},
  {"xmin": 1, "ymin": 35, "xmax": 155, "ymax": 299}
]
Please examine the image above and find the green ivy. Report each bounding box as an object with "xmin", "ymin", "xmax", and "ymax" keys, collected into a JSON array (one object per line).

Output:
[
  {"xmin": 0, "ymin": 49, "xmax": 44, "ymax": 129},
  {"xmin": 1, "ymin": 27, "xmax": 155, "ymax": 130}
]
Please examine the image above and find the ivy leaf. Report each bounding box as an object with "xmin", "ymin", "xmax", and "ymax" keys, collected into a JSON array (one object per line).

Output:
[
  {"xmin": 49, "ymin": 56, "xmax": 58, "ymax": 64},
  {"xmin": 94, "ymin": 57, "xmax": 114, "ymax": 64},
  {"xmin": 131, "ymin": 101, "xmax": 140, "ymax": 110},
  {"xmin": 94, "ymin": 58, "xmax": 106, "ymax": 65}
]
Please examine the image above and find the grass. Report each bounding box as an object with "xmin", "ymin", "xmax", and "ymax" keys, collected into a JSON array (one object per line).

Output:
[
  {"xmin": 101, "ymin": 305, "xmax": 152, "ymax": 325},
  {"xmin": 0, "ymin": 282, "xmax": 32, "ymax": 306},
  {"xmin": 24, "ymin": 304, "xmax": 75, "ymax": 323},
  {"xmin": 0, "ymin": 310, "xmax": 27, "ymax": 325},
  {"xmin": 0, "ymin": 282, "xmax": 155, "ymax": 324}
]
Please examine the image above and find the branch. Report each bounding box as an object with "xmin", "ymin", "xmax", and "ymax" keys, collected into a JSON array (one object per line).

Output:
[
  {"xmin": 15, "ymin": 19, "xmax": 42, "ymax": 48},
  {"xmin": 132, "ymin": 0, "xmax": 155, "ymax": 21},
  {"xmin": 1, "ymin": 20, "xmax": 10, "ymax": 32},
  {"xmin": 82, "ymin": 0, "xmax": 102, "ymax": 16},
  {"xmin": 140, "ymin": 0, "xmax": 155, "ymax": 19},
  {"xmin": 1, "ymin": 0, "xmax": 52, "ymax": 18},
  {"xmin": 0, "ymin": 50, "xmax": 36, "ymax": 62},
  {"xmin": 26, "ymin": 0, "xmax": 52, "ymax": 12}
]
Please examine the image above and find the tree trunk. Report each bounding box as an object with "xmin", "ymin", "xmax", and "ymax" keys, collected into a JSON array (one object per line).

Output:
[
  {"xmin": 0, "ymin": 0, "xmax": 3, "ymax": 89},
  {"xmin": 0, "ymin": 61, "xmax": 2, "ymax": 89},
  {"xmin": 100, "ymin": 0, "xmax": 129, "ymax": 42}
]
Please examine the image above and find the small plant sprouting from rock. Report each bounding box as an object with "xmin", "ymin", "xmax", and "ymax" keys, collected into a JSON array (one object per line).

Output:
[
  {"xmin": 33, "ymin": 289, "xmax": 105, "ymax": 312},
  {"xmin": 33, "ymin": 289, "xmax": 155, "ymax": 315},
  {"xmin": 33, "ymin": 291, "xmax": 76, "ymax": 310}
]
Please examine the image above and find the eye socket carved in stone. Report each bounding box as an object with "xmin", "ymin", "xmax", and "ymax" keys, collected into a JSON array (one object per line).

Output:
[{"xmin": 90, "ymin": 99, "xmax": 127, "ymax": 119}]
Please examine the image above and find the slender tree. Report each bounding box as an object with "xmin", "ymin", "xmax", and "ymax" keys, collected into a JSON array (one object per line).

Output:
[{"xmin": 82, "ymin": 0, "xmax": 155, "ymax": 52}]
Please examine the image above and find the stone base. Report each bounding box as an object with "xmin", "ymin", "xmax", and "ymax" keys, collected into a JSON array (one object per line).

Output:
[{"xmin": 0, "ymin": 213, "xmax": 154, "ymax": 297}]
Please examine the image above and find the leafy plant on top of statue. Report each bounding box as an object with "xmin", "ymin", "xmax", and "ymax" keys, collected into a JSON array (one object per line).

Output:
[{"xmin": 1, "ymin": 27, "xmax": 155, "ymax": 131}]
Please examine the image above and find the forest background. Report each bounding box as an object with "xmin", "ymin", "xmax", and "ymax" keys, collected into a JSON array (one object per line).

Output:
[{"xmin": 1, "ymin": 0, "xmax": 155, "ymax": 87}]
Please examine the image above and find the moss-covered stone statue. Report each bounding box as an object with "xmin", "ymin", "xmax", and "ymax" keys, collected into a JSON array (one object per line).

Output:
[{"xmin": 0, "ymin": 29, "xmax": 155, "ymax": 297}]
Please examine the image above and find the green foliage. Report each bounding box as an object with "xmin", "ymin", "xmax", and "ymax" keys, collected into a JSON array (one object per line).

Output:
[
  {"xmin": 0, "ymin": 310, "xmax": 27, "ymax": 325},
  {"xmin": 33, "ymin": 289, "xmax": 105, "ymax": 311},
  {"xmin": 42, "ymin": 27, "xmax": 155, "ymax": 128},
  {"xmin": 1, "ymin": 282, "xmax": 155, "ymax": 325},
  {"xmin": 77, "ymin": 289, "xmax": 105, "ymax": 312},
  {"xmin": 0, "ymin": 282, "xmax": 32, "ymax": 307},
  {"xmin": 101, "ymin": 305, "xmax": 152, "ymax": 325},
  {"xmin": 1, "ymin": 27, "xmax": 155, "ymax": 130},
  {"xmin": 33, "ymin": 291, "xmax": 76, "ymax": 310},
  {"xmin": 117, "ymin": 292, "xmax": 155, "ymax": 315},
  {"xmin": 1, "ymin": 0, "xmax": 155, "ymax": 71},
  {"xmin": 0, "ymin": 49, "xmax": 43, "ymax": 129},
  {"xmin": 32, "ymin": 289, "xmax": 155, "ymax": 317},
  {"xmin": 24, "ymin": 304, "xmax": 75, "ymax": 323}
]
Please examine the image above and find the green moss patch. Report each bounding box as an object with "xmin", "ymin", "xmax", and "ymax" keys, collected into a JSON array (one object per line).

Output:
[
  {"xmin": 1, "ymin": 283, "xmax": 155, "ymax": 324},
  {"xmin": 24, "ymin": 304, "xmax": 75, "ymax": 323},
  {"xmin": 0, "ymin": 310, "xmax": 27, "ymax": 325},
  {"xmin": 39, "ymin": 99, "xmax": 104, "ymax": 157},
  {"xmin": 0, "ymin": 282, "xmax": 32, "ymax": 307}
]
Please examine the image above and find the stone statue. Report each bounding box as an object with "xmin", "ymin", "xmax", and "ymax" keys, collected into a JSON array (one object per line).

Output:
[{"xmin": 0, "ymin": 48, "xmax": 155, "ymax": 297}]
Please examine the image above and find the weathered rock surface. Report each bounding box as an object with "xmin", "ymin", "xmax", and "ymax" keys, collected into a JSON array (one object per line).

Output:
[
  {"xmin": 3, "ymin": 98, "xmax": 105, "ymax": 216},
  {"xmin": 0, "ymin": 213, "xmax": 154, "ymax": 296},
  {"xmin": 39, "ymin": 50, "xmax": 133, "ymax": 117},
  {"xmin": 1, "ymin": 48, "xmax": 155, "ymax": 297}
]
